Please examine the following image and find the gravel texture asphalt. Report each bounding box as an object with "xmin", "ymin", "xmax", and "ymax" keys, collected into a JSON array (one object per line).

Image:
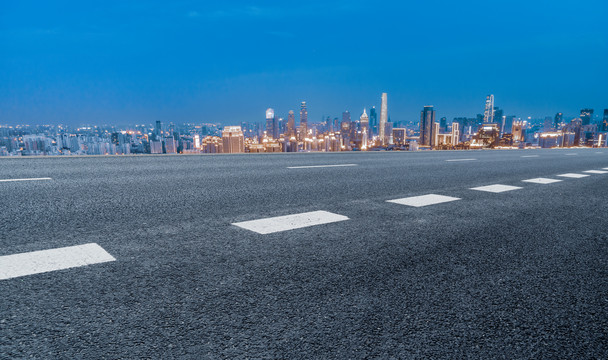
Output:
[{"xmin": 1, "ymin": 149, "xmax": 608, "ymax": 359}]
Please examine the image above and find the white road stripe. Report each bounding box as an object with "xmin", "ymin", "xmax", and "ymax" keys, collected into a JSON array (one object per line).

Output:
[
  {"xmin": 445, "ymin": 159, "xmax": 477, "ymax": 162},
  {"xmin": 583, "ymin": 170, "xmax": 608, "ymax": 174},
  {"xmin": 522, "ymin": 177, "xmax": 562, "ymax": 184},
  {"xmin": 557, "ymin": 173, "xmax": 589, "ymax": 178},
  {"xmin": 521, "ymin": 155, "xmax": 539, "ymax": 158},
  {"xmin": 232, "ymin": 210, "xmax": 349, "ymax": 234},
  {"xmin": 387, "ymin": 194, "xmax": 461, "ymax": 207},
  {"xmin": 0, "ymin": 243, "xmax": 115, "ymax": 280},
  {"xmin": 470, "ymin": 184, "xmax": 522, "ymax": 193},
  {"xmin": 287, "ymin": 164, "xmax": 357, "ymax": 169},
  {"xmin": 603, "ymin": 168, "xmax": 608, "ymax": 170},
  {"xmin": 565, "ymin": 153, "xmax": 578, "ymax": 156},
  {"xmin": 0, "ymin": 177, "xmax": 52, "ymax": 182}
]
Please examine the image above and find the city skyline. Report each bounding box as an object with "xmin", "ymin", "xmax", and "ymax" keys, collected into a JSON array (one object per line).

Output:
[{"xmin": 1, "ymin": 1, "xmax": 606, "ymax": 126}]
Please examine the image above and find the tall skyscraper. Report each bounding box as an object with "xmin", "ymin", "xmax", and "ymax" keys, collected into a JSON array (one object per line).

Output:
[
  {"xmin": 503, "ymin": 115, "xmax": 516, "ymax": 135},
  {"xmin": 265, "ymin": 108, "xmax": 275, "ymax": 139},
  {"xmin": 580, "ymin": 108, "xmax": 593, "ymax": 126},
  {"xmin": 359, "ymin": 109, "xmax": 369, "ymax": 133},
  {"xmin": 439, "ymin": 117, "xmax": 447, "ymax": 132},
  {"xmin": 222, "ymin": 126, "xmax": 245, "ymax": 153},
  {"xmin": 379, "ymin": 93, "xmax": 388, "ymax": 145},
  {"xmin": 601, "ymin": 109, "xmax": 608, "ymax": 132},
  {"xmin": 483, "ymin": 95, "xmax": 495, "ymax": 123},
  {"xmin": 369, "ymin": 107, "xmax": 378, "ymax": 136},
  {"xmin": 420, "ymin": 106, "xmax": 436, "ymax": 146},
  {"xmin": 554, "ymin": 112, "xmax": 563, "ymax": 130},
  {"xmin": 300, "ymin": 101, "xmax": 308, "ymax": 139},
  {"xmin": 154, "ymin": 120, "xmax": 162, "ymax": 140},
  {"xmin": 341, "ymin": 111, "xmax": 351, "ymax": 134},
  {"xmin": 360, "ymin": 109, "xmax": 369, "ymax": 147},
  {"xmin": 287, "ymin": 110, "xmax": 295, "ymax": 137}
]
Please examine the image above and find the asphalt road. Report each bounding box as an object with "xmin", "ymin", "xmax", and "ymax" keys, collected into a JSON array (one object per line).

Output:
[{"xmin": 1, "ymin": 148, "xmax": 608, "ymax": 359}]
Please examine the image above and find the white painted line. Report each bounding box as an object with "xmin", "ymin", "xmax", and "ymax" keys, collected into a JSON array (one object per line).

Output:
[
  {"xmin": 470, "ymin": 184, "xmax": 523, "ymax": 193},
  {"xmin": 445, "ymin": 159, "xmax": 477, "ymax": 162},
  {"xmin": 603, "ymin": 168, "xmax": 608, "ymax": 170},
  {"xmin": 232, "ymin": 210, "xmax": 349, "ymax": 234},
  {"xmin": 522, "ymin": 177, "xmax": 562, "ymax": 184},
  {"xmin": 287, "ymin": 164, "xmax": 357, "ymax": 169},
  {"xmin": 557, "ymin": 173, "xmax": 589, "ymax": 178},
  {"xmin": 0, "ymin": 177, "xmax": 52, "ymax": 182},
  {"xmin": 583, "ymin": 170, "xmax": 608, "ymax": 174},
  {"xmin": 0, "ymin": 243, "xmax": 115, "ymax": 280},
  {"xmin": 565, "ymin": 153, "xmax": 578, "ymax": 156},
  {"xmin": 387, "ymin": 194, "xmax": 461, "ymax": 207},
  {"xmin": 521, "ymin": 155, "xmax": 539, "ymax": 158}
]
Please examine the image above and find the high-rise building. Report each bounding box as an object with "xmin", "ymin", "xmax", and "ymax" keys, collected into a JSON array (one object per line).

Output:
[
  {"xmin": 341, "ymin": 111, "xmax": 351, "ymax": 134},
  {"xmin": 483, "ymin": 95, "xmax": 495, "ymax": 123},
  {"xmin": 300, "ymin": 101, "xmax": 308, "ymax": 139},
  {"xmin": 554, "ymin": 112, "xmax": 563, "ymax": 130},
  {"xmin": 602, "ymin": 109, "xmax": 608, "ymax": 132},
  {"xmin": 379, "ymin": 93, "xmax": 388, "ymax": 145},
  {"xmin": 420, "ymin": 106, "xmax": 436, "ymax": 146},
  {"xmin": 154, "ymin": 120, "xmax": 162, "ymax": 140},
  {"xmin": 369, "ymin": 107, "xmax": 378, "ymax": 136},
  {"xmin": 503, "ymin": 115, "xmax": 516, "ymax": 135},
  {"xmin": 360, "ymin": 109, "xmax": 369, "ymax": 147},
  {"xmin": 287, "ymin": 110, "xmax": 295, "ymax": 137},
  {"xmin": 580, "ymin": 108, "xmax": 593, "ymax": 126},
  {"xmin": 439, "ymin": 117, "xmax": 447, "ymax": 132},
  {"xmin": 265, "ymin": 108, "xmax": 275, "ymax": 139},
  {"xmin": 222, "ymin": 126, "xmax": 245, "ymax": 153}
]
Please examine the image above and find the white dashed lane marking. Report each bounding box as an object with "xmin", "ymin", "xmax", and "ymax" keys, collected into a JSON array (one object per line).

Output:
[
  {"xmin": 0, "ymin": 177, "xmax": 52, "ymax": 182},
  {"xmin": 521, "ymin": 155, "xmax": 539, "ymax": 158},
  {"xmin": 387, "ymin": 194, "xmax": 461, "ymax": 207},
  {"xmin": 445, "ymin": 159, "xmax": 477, "ymax": 162},
  {"xmin": 583, "ymin": 170, "xmax": 608, "ymax": 174},
  {"xmin": 470, "ymin": 184, "xmax": 523, "ymax": 193},
  {"xmin": 287, "ymin": 164, "xmax": 357, "ymax": 169},
  {"xmin": 232, "ymin": 210, "xmax": 349, "ymax": 234},
  {"xmin": 522, "ymin": 177, "xmax": 562, "ymax": 184},
  {"xmin": 565, "ymin": 153, "xmax": 578, "ymax": 156},
  {"xmin": 557, "ymin": 173, "xmax": 590, "ymax": 178},
  {"xmin": 0, "ymin": 243, "xmax": 115, "ymax": 280}
]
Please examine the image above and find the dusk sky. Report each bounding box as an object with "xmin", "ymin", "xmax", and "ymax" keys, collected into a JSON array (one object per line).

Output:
[{"xmin": 1, "ymin": 0, "xmax": 606, "ymax": 126}]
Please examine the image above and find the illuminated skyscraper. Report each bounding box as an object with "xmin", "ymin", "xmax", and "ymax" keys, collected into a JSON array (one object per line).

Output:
[
  {"xmin": 554, "ymin": 112, "xmax": 563, "ymax": 130},
  {"xmin": 287, "ymin": 110, "xmax": 295, "ymax": 137},
  {"xmin": 222, "ymin": 126, "xmax": 245, "ymax": 153},
  {"xmin": 369, "ymin": 107, "xmax": 378, "ymax": 136},
  {"xmin": 300, "ymin": 101, "xmax": 308, "ymax": 139},
  {"xmin": 379, "ymin": 93, "xmax": 388, "ymax": 145},
  {"xmin": 420, "ymin": 105, "xmax": 436, "ymax": 146},
  {"xmin": 360, "ymin": 109, "xmax": 369, "ymax": 148},
  {"xmin": 602, "ymin": 109, "xmax": 608, "ymax": 132},
  {"xmin": 483, "ymin": 95, "xmax": 495, "ymax": 123},
  {"xmin": 265, "ymin": 108, "xmax": 275, "ymax": 139},
  {"xmin": 580, "ymin": 108, "xmax": 593, "ymax": 126},
  {"xmin": 341, "ymin": 111, "xmax": 351, "ymax": 133}
]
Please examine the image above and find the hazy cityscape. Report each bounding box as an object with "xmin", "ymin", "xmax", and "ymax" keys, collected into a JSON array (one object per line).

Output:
[{"xmin": 1, "ymin": 94, "xmax": 607, "ymax": 156}]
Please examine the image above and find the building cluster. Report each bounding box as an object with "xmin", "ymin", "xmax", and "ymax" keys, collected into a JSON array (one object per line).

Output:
[{"xmin": 1, "ymin": 94, "xmax": 607, "ymax": 156}]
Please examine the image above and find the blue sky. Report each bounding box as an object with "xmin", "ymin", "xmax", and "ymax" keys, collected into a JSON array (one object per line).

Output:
[{"xmin": 1, "ymin": 0, "xmax": 606, "ymax": 126}]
